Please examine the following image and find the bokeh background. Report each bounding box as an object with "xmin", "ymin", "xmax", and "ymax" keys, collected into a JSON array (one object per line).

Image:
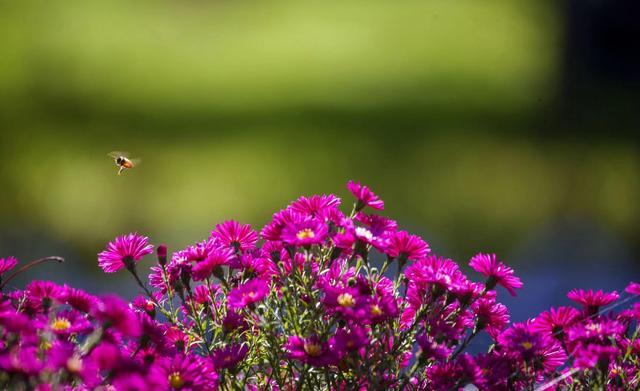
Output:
[{"xmin": 1, "ymin": 0, "xmax": 639, "ymax": 321}]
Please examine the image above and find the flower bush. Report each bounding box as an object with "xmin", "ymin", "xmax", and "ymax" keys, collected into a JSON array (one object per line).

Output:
[{"xmin": 0, "ymin": 181, "xmax": 639, "ymax": 390}]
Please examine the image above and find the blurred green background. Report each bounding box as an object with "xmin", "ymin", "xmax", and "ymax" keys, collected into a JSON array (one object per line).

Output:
[{"xmin": 1, "ymin": 1, "xmax": 638, "ymax": 316}]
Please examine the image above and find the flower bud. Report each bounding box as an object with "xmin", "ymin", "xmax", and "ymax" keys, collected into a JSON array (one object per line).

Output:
[{"xmin": 157, "ymin": 244, "xmax": 168, "ymax": 266}]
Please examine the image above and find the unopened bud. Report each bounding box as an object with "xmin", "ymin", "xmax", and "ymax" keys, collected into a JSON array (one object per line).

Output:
[{"xmin": 157, "ymin": 245, "xmax": 168, "ymax": 266}]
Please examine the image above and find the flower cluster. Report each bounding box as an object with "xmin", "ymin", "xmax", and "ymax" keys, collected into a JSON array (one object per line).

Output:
[{"xmin": 0, "ymin": 181, "xmax": 638, "ymax": 390}]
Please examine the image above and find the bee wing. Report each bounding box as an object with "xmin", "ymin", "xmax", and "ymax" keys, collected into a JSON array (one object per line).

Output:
[
  {"xmin": 108, "ymin": 151, "xmax": 130, "ymax": 158},
  {"xmin": 129, "ymin": 158, "xmax": 141, "ymax": 166}
]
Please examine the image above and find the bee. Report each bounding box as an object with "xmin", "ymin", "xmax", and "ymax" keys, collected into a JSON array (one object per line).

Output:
[{"xmin": 108, "ymin": 151, "xmax": 140, "ymax": 175}]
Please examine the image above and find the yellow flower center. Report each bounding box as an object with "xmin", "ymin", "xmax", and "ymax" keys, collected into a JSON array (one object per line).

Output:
[
  {"xmin": 337, "ymin": 293, "xmax": 356, "ymax": 307},
  {"xmin": 521, "ymin": 341, "xmax": 533, "ymax": 350},
  {"xmin": 168, "ymin": 372, "xmax": 185, "ymax": 389},
  {"xmin": 296, "ymin": 229, "xmax": 315, "ymax": 240},
  {"xmin": 51, "ymin": 317, "xmax": 71, "ymax": 331},
  {"xmin": 303, "ymin": 342, "xmax": 322, "ymax": 357},
  {"xmin": 244, "ymin": 291, "xmax": 256, "ymax": 299},
  {"xmin": 370, "ymin": 304, "xmax": 383, "ymax": 317}
]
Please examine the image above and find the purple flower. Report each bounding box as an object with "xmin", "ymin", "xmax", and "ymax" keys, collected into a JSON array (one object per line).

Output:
[
  {"xmin": 473, "ymin": 293, "xmax": 510, "ymax": 338},
  {"xmin": 191, "ymin": 247, "xmax": 235, "ymax": 281},
  {"xmin": 260, "ymin": 209, "xmax": 302, "ymax": 242},
  {"xmin": 498, "ymin": 322, "xmax": 567, "ymax": 374},
  {"xmin": 355, "ymin": 213, "xmax": 397, "ymax": 236},
  {"xmin": 469, "ymin": 253, "xmax": 523, "ymax": 296},
  {"xmin": 333, "ymin": 326, "xmax": 369, "ymax": 353},
  {"xmin": 383, "ymin": 231, "xmax": 430, "ymax": 262},
  {"xmin": 416, "ymin": 333, "xmax": 452, "ymax": 362},
  {"xmin": 44, "ymin": 310, "xmax": 92, "ymax": 336},
  {"xmin": 531, "ymin": 306, "xmax": 581, "ymax": 339},
  {"xmin": 347, "ymin": 181, "xmax": 384, "ymax": 211},
  {"xmin": 567, "ymin": 289, "xmax": 619, "ymax": 315},
  {"xmin": 159, "ymin": 354, "xmax": 218, "ymax": 390},
  {"xmin": 281, "ymin": 218, "xmax": 328, "ymax": 247},
  {"xmin": 289, "ymin": 194, "xmax": 342, "ymax": 218},
  {"xmin": 93, "ymin": 295, "xmax": 141, "ymax": 337},
  {"xmin": 625, "ymin": 281, "xmax": 640, "ymax": 295},
  {"xmin": 98, "ymin": 233, "xmax": 153, "ymax": 273},
  {"xmin": 322, "ymin": 286, "xmax": 363, "ymax": 320},
  {"xmin": 0, "ymin": 256, "xmax": 17, "ymax": 275},
  {"xmin": 60, "ymin": 285, "xmax": 97, "ymax": 314},
  {"xmin": 227, "ymin": 278, "xmax": 269, "ymax": 309},
  {"xmin": 25, "ymin": 280, "xmax": 63, "ymax": 312},
  {"xmin": 212, "ymin": 344, "xmax": 248, "ymax": 369},
  {"xmin": 285, "ymin": 336, "xmax": 339, "ymax": 367},
  {"xmin": 573, "ymin": 344, "xmax": 618, "ymax": 370},
  {"xmin": 211, "ymin": 220, "xmax": 259, "ymax": 252}
]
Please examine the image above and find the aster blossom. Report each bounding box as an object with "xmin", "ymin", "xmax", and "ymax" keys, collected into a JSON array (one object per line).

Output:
[
  {"xmin": 0, "ymin": 256, "xmax": 18, "ymax": 275},
  {"xmin": 98, "ymin": 233, "xmax": 154, "ymax": 273},
  {"xmin": 469, "ymin": 252, "xmax": 523, "ymax": 296},
  {"xmin": 2, "ymin": 180, "xmax": 639, "ymax": 390},
  {"xmin": 211, "ymin": 220, "xmax": 259, "ymax": 253},
  {"xmin": 347, "ymin": 180, "xmax": 384, "ymax": 211}
]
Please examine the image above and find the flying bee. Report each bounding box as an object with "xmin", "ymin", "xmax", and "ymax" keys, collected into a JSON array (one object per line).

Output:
[{"xmin": 108, "ymin": 151, "xmax": 140, "ymax": 175}]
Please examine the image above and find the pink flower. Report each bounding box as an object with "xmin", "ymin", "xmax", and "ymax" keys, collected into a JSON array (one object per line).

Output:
[
  {"xmin": 98, "ymin": 233, "xmax": 153, "ymax": 273},
  {"xmin": 227, "ymin": 278, "xmax": 270, "ymax": 309},
  {"xmin": 285, "ymin": 336, "xmax": 340, "ymax": 367},
  {"xmin": 159, "ymin": 354, "xmax": 218, "ymax": 390},
  {"xmin": 0, "ymin": 256, "xmax": 17, "ymax": 275},
  {"xmin": 625, "ymin": 281, "xmax": 640, "ymax": 295},
  {"xmin": 469, "ymin": 253, "xmax": 523, "ymax": 296},
  {"xmin": 384, "ymin": 231, "xmax": 430, "ymax": 262},
  {"xmin": 211, "ymin": 220, "xmax": 259, "ymax": 252},
  {"xmin": 212, "ymin": 344, "xmax": 248, "ymax": 369},
  {"xmin": 281, "ymin": 218, "xmax": 328, "ymax": 247},
  {"xmin": 289, "ymin": 194, "xmax": 341, "ymax": 218},
  {"xmin": 191, "ymin": 247, "xmax": 235, "ymax": 281},
  {"xmin": 567, "ymin": 289, "xmax": 619, "ymax": 315},
  {"xmin": 347, "ymin": 180, "xmax": 384, "ymax": 211},
  {"xmin": 530, "ymin": 306, "xmax": 581, "ymax": 338},
  {"xmin": 92, "ymin": 295, "xmax": 141, "ymax": 337}
]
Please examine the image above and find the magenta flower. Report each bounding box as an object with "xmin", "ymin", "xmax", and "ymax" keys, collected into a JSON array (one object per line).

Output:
[
  {"xmin": 498, "ymin": 322, "xmax": 567, "ymax": 373},
  {"xmin": 212, "ymin": 344, "xmax": 248, "ymax": 369},
  {"xmin": 281, "ymin": 218, "xmax": 328, "ymax": 247},
  {"xmin": 567, "ymin": 289, "xmax": 619, "ymax": 315},
  {"xmin": 473, "ymin": 293, "xmax": 510, "ymax": 338},
  {"xmin": 92, "ymin": 295, "xmax": 141, "ymax": 337},
  {"xmin": 0, "ymin": 256, "xmax": 17, "ymax": 275},
  {"xmin": 355, "ymin": 213, "xmax": 397, "ymax": 236},
  {"xmin": 60, "ymin": 285, "xmax": 97, "ymax": 314},
  {"xmin": 159, "ymin": 354, "xmax": 217, "ymax": 390},
  {"xmin": 227, "ymin": 278, "xmax": 269, "ymax": 309},
  {"xmin": 211, "ymin": 220, "xmax": 259, "ymax": 252},
  {"xmin": 260, "ymin": 208, "xmax": 302, "ymax": 241},
  {"xmin": 347, "ymin": 180, "xmax": 384, "ymax": 211},
  {"xmin": 25, "ymin": 280, "xmax": 64, "ymax": 312},
  {"xmin": 98, "ymin": 233, "xmax": 153, "ymax": 273},
  {"xmin": 573, "ymin": 344, "xmax": 618, "ymax": 370},
  {"xmin": 285, "ymin": 336, "xmax": 339, "ymax": 367},
  {"xmin": 333, "ymin": 326, "xmax": 369, "ymax": 353},
  {"xmin": 191, "ymin": 247, "xmax": 235, "ymax": 281},
  {"xmin": 625, "ymin": 281, "xmax": 640, "ymax": 295},
  {"xmin": 531, "ymin": 306, "xmax": 581, "ymax": 339},
  {"xmin": 469, "ymin": 253, "xmax": 522, "ymax": 296},
  {"xmin": 416, "ymin": 333, "xmax": 452, "ymax": 362},
  {"xmin": 177, "ymin": 238, "xmax": 219, "ymax": 263},
  {"xmin": 384, "ymin": 231, "xmax": 430, "ymax": 262},
  {"xmin": 289, "ymin": 194, "xmax": 342, "ymax": 218}
]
